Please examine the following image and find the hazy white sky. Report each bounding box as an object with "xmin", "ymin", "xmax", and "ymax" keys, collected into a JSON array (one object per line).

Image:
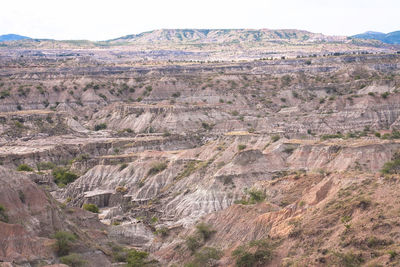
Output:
[{"xmin": 0, "ymin": 0, "xmax": 398, "ymax": 40}]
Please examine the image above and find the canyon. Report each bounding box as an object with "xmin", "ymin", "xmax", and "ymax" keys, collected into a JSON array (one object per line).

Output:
[{"xmin": 0, "ymin": 29, "xmax": 400, "ymax": 266}]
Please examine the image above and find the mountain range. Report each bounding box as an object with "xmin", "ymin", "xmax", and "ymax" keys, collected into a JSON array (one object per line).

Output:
[
  {"xmin": 351, "ymin": 31, "xmax": 400, "ymax": 44},
  {"xmin": 1, "ymin": 29, "xmax": 400, "ymax": 45},
  {"xmin": 0, "ymin": 34, "xmax": 31, "ymax": 42}
]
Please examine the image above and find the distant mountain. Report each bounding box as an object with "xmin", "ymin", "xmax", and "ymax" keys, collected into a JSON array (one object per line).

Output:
[
  {"xmin": 0, "ymin": 34, "xmax": 31, "ymax": 42},
  {"xmin": 106, "ymin": 29, "xmax": 346, "ymax": 44},
  {"xmin": 352, "ymin": 31, "xmax": 400, "ymax": 44}
]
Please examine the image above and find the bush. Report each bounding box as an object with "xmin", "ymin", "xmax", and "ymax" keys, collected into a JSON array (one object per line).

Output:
[
  {"xmin": 126, "ymin": 249, "xmax": 150, "ymax": 267},
  {"xmin": 52, "ymin": 167, "xmax": 78, "ymax": 187},
  {"xmin": 186, "ymin": 235, "xmax": 202, "ymax": 253},
  {"xmin": 320, "ymin": 133, "xmax": 344, "ymax": 140},
  {"xmin": 60, "ymin": 253, "xmax": 87, "ymax": 267},
  {"xmin": 94, "ymin": 123, "xmax": 107, "ymax": 131},
  {"xmin": 119, "ymin": 163, "xmax": 128, "ymax": 171},
  {"xmin": 185, "ymin": 247, "xmax": 222, "ymax": 267},
  {"xmin": 155, "ymin": 227, "xmax": 169, "ymax": 237},
  {"xmin": 172, "ymin": 92, "xmax": 181, "ymax": 98},
  {"xmin": 53, "ymin": 231, "xmax": 77, "ymax": 256},
  {"xmin": 17, "ymin": 164, "xmax": 33, "ymax": 172},
  {"xmin": 238, "ymin": 144, "xmax": 246, "ymax": 151},
  {"xmin": 236, "ymin": 189, "xmax": 266, "ymax": 205},
  {"xmin": 201, "ymin": 122, "xmax": 213, "ymax": 130},
  {"xmin": 196, "ymin": 223, "xmax": 216, "ymax": 241},
  {"xmin": 248, "ymin": 189, "xmax": 266, "ymax": 203},
  {"xmin": 233, "ymin": 239, "xmax": 274, "ymax": 267},
  {"xmin": 381, "ymin": 92, "xmax": 390, "ymax": 99},
  {"xmin": 381, "ymin": 152, "xmax": 400, "ymax": 174},
  {"xmin": 82, "ymin": 203, "xmax": 99, "ymax": 213},
  {"xmin": 271, "ymin": 135, "xmax": 280, "ymax": 142},
  {"xmin": 0, "ymin": 204, "xmax": 8, "ymax": 223},
  {"xmin": 111, "ymin": 245, "xmax": 152, "ymax": 266},
  {"xmin": 0, "ymin": 90, "xmax": 10, "ymax": 99},
  {"xmin": 36, "ymin": 161, "xmax": 56, "ymax": 171},
  {"xmin": 147, "ymin": 162, "xmax": 167, "ymax": 176},
  {"xmin": 334, "ymin": 251, "xmax": 364, "ymax": 267}
]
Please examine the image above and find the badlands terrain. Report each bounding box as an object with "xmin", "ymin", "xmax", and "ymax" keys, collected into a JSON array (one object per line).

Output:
[{"xmin": 1, "ymin": 29, "xmax": 400, "ymax": 266}]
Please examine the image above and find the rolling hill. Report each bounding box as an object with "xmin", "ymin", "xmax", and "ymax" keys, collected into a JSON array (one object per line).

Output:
[
  {"xmin": 0, "ymin": 34, "xmax": 31, "ymax": 42},
  {"xmin": 352, "ymin": 30, "xmax": 400, "ymax": 44}
]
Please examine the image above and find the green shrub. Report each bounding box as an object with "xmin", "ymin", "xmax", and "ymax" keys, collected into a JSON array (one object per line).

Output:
[
  {"xmin": 52, "ymin": 167, "xmax": 78, "ymax": 187},
  {"xmin": 248, "ymin": 189, "xmax": 266, "ymax": 203},
  {"xmin": 388, "ymin": 250, "xmax": 397, "ymax": 260},
  {"xmin": 155, "ymin": 227, "xmax": 169, "ymax": 237},
  {"xmin": 271, "ymin": 135, "xmax": 280, "ymax": 142},
  {"xmin": 334, "ymin": 251, "xmax": 364, "ymax": 267},
  {"xmin": 381, "ymin": 92, "xmax": 390, "ymax": 99},
  {"xmin": 36, "ymin": 161, "xmax": 56, "ymax": 171},
  {"xmin": 60, "ymin": 253, "xmax": 87, "ymax": 267},
  {"xmin": 283, "ymin": 146, "xmax": 295, "ymax": 154},
  {"xmin": 201, "ymin": 122, "xmax": 213, "ymax": 130},
  {"xmin": 94, "ymin": 123, "xmax": 107, "ymax": 131},
  {"xmin": 0, "ymin": 204, "xmax": 8, "ymax": 223},
  {"xmin": 82, "ymin": 203, "xmax": 99, "ymax": 213},
  {"xmin": 111, "ymin": 245, "xmax": 152, "ymax": 266},
  {"xmin": 381, "ymin": 156, "xmax": 400, "ymax": 174},
  {"xmin": 320, "ymin": 133, "xmax": 344, "ymax": 140},
  {"xmin": 147, "ymin": 162, "xmax": 167, "ymax": 176},
  {"xmin": 186, "ymin": 235, "xmax": 202, "ymax": 253},
  {"xmin": 238, "ymin": 144, "xmax": 246, "ymax": 151},
  {"xmin": 0, "ymin": 90, "xmax": 11, "ymax": 99},
  {"xmin": 119, "ymin": 163, "xmax": 128, "ymax": 171},
  {"xmin": 126, "ymin": 248, "xmax": 150, "ymax": 267},
  {"xmin": 17, "ymin": 164, "xmax": 33, "ymax": 172},
  {"xmin": 185, "ymin": 247, "xmax": 222, "ymax": 267},
  {"xmin": 196, "ymin": 223, "xmax": 216, "ymax": 241},
  {"xmin": 235, "ymin": 189, "xmax": 266, "ymax": 205},
  {"xmin": 233, "ymin": 239, "xmax": 274, "ymax": 267},
  {"xmin": 53, "ymin": 231, "xmax": 77, "ymax": 256},
  {"xmin": 172, "ymin": 92, "xmax": 181, "ymax": 98}
]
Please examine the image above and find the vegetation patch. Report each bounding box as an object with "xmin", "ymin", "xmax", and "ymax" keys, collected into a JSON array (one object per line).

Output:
[
  {"xmin": 185, "ymin": 247, "xmax": 222, "ymax": 267},
  {"xmin": 175, "ymin": 160, "xmax": 201, "ymax": 181},
  {"xmin": 0, "ymin": 204, "xmax": 9, "ymax": 223},
  {"xmin": 94, "ymin": 123, "xmax": 107, "ymax": 131},
  {"xmin": 17, "ymin": 164, "xmax": 34, "ymax": 172},
  {"xmin": 320, "ymin": 133, "xmax": 344, "ymax": 140},
  {"xmin": 82, "ymin": 203, "xmax": 99, "ymax": 213},
  {"xmin": 60, "ymin": 253, "xmax": 87, "ymax": 267},
  {"xmin": 235, "ymin": 189, "xmax": 266, "ymax": 205},
  {"xmin": 232, "ymin": 239, "xmax": 275, "ymax": 267},
  {"xmin": 111, "ymin": 244, "xmax": 157, "ymax": 266},
  {"xmin": 147, "ymin": 162, "xmax": 167, "ymax": 176},
  {"xmin": 53, "ymin": 231, "xmax": 77, "ymax": 256},
  {"xmin": 52, "ymin": 167, "xmax": 78, "ymax": 187},
  {"xmin": 381, "ymin": 152, "xmax": 400, "ymax": 174}
]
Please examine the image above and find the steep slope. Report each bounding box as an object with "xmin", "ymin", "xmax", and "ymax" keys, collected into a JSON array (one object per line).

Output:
[{"xmin": 0, "ymin": 166, "xmax": 122, "ymax": 266}]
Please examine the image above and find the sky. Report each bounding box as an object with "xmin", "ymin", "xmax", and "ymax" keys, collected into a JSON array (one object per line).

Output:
[{"xmin": 0, "ymin": 0, "xmax": 399, "ymax": 41}]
